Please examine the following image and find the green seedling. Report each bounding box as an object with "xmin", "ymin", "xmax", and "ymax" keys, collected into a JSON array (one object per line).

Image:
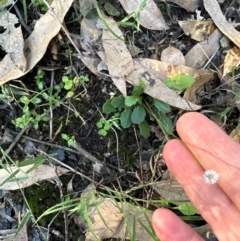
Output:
[
  {"xmin": 117, "ymin": 0, "xmax": 147, "ymax": 32},
  {"xmin": 12, "ymin": 69, "xmax": 62, "ymax": 129},
  {"xmin": 31, "ymin": 0, "xmax": 48, "ymax": 12},
  {"xmin": 97, "ymin": 80, "xmax": 173, "ymax": 139},
  {"xmin": 96, "ymin": 113, "xmax": 121, "ymax": 136},
  {"xmin": 62, "ymin": 75, "xmax": 89, "ymax": 98},
  {"xmin": 61, "ymin": 133, "xmax": 75, "ymax": 147}
]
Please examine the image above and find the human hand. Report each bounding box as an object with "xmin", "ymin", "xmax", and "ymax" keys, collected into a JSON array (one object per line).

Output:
[{"xmin": 152, "ymin": 112, "xmax": 240, "ymax": 241}]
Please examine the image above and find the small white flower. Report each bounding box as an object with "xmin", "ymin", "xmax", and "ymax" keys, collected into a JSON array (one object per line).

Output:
[{"xmin": 203, "ymin": 170, "xmax": 219, "ymax": 184}]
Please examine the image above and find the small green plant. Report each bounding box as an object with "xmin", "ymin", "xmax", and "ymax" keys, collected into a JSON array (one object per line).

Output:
[
  {"xmin": 61, "ymin": 133, "xmax": 75, "ymax": 147},
  {"xmin": 96, "ymin": 113, "xmax": 121, "ymax": 136},
  {"xmin": 117, "ymin": 0, "xmax": 147, "ymax": 31},
  {"xmin": 12, "ymin": 69, "xmax": 62, "ymax": 129},
  {"xmin": 62, "ymin": 75, "xmax": 89, "ymax": 98},
  {"xmin": 35, "ymin": 69, "xmax": 45, "ymax": 90},
  {"xmin": 31, "ymin": 0, "xmax": 48, "ymax": 12},
  {"xmin": 97, "ymin": 80, "xmax": 173, "ymax": 138}
]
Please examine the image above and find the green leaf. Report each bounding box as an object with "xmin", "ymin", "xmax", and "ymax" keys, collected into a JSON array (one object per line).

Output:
[
  {"xmin": 41, "ymin": 92, "xmax": 49, "ymax": 100},
  {"xmin": 104, "ymin": 3, "xmax": 119, "ymax": 16},
  {"xmin": 23, "ymin": 105, "xmax": 29, "ymax": 113},
  {"xmin": 98, "ymin": 129, "xmax": 107, "ymax": 136},
  {"xmin": 61, "ymin": 133, "xmax": 69, "ymax": 141},
  {"xmin": 62, "ymin": 76, "xmax": 69, "ymax": 82},
  {"xmin": 131, "ymin": 105, "xmax": 146, "ymax": 124},
  {"xmin": 36, "ymin": 79, "xmax": 43, "ymax": 90},
  {"xmin": 67, "ymin": 91, "xmax": 74, "ymax": 98},
  {"xmin": 96, "ymin": 121, "xmax": 103, "ymax": 128},
  {"xmin": 164, "ymin": 74, "xmax": 195, "ymax": 90},
  {"xmin": 177, "ymin": 203, "xmax": 197, "ymax": 216},
  {"xmin": 33, "ymin": 123, "xmax": 39, "ymax": 130},
  {"xmin": 42, "ymin": 116, "xmax": 50, "ymax": 121},
  {"xmin": 67, "ymin": 138, "xmax": 74, "ymax": 147},
  {"xmin": 120, "ymin": 107, "xmax": 132, "ymax": 128},
  {"xmin": 85, "ymin": 9, "xmax": 98, "ymax": 19},
  {"xmin": 31, "ymin": 97, "xmax": 42, "ymax": 104},
  {"xmin": 125, "ymin": 95, "xmax": 138, "ymax": 107},
  {"xmin": 20, "ymin": 96, "xmax": 29, "ymax": 104},
  {"xmin": 112, "ymin": 120, "xmax": 122, "ymax": 130},
  {"xmin": 103, "ymin": 99, "xmax": 116, "ymax": 114},
  {"xmin": 111, "ymin": 96, "xmax": 125, "ymax": 109},
  {"xmin": 153, "ymin": 99, "xmax": 170, "ymax": 113},
  {"xmin": 138, "ymin": 120, "xmax": 150, "ymax": 138},
  {"xmin": 160, "ymin": 113, "xmax": 173, "ymax": 134},
  {"xmin": 14, "ymin": 211, "xmax": 32, "ymax": 239},
  {"xmin": 64, "ymin": 82, "xmax": 73, "ymax": 90},
  {"xmin": 132, "ymin": 86, "xmax": 144, "ymax": 97},
  {"xmin": 104, "ymin": 121, "xmax": 111, "ymax": 130}
]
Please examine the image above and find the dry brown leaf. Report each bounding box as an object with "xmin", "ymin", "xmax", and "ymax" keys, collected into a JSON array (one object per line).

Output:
[
  {"xmin": 119, "ymin": 0, "xmax": 168, "ymax": 30},
  {"xmin": 127, "ymin": 59, "xmax": 202, "ymax": 110},
  {"xmin": 153, "ymin": 178, "xmax": 189, "ymax": 200},
  {"xmin": 0, "ymin": 164, "xmax": 69, "ymax": 190},
  {"xmin": 223, "ymin": 46, "xmax": 240, "ymax": 76},
  {"xmin": 80, "ymin": 17, "xmax": 102, "ymax": 54},
  {"xmin": 102, "ymin": 17, "xmax": 133, "ymax": 96},
  {"xmin": 165, "ymin": 0, "xmax": 202, "ymax": 12},
  {"xmin": 79, "ymin": 16, "xmax": 201, "ymax": 110},
  {"xmin": 179, "ymin": 20, "xmax": 216, "ymax": 41},
  {"xmin": 86, "ymin": 198, "xmax": 124, "ymax": 241},
  {"xmin": 13, "ymin": 224, "xmax": 28, "ymax": 241},
  {"xmin": 0, "ymin": 11, "xmax": 26, "ymax": 72},
  {"xmin": 85, "ymin": 197, "xmax": 154, "ymax": 241},
  {"xmin": 0, "ymin": 0, "xmax": 73, "ymax": 85},
  {"xmin": 185, "ymin": 29, "xmax": 222, "ymax": 69},
  {"xmin": 113, "ymin": 202, "xmax": 153, "ymax": 240},
  {"xmin": 184, "ymin": 72, "xmax": 216, "ymax": 102},
  {"xmin": 161, "ymin": 46, "xmax": 185, "ymax": 65},
  {"xmin": 204, "ymin": 0, "xmax": 240, "ymax": 48}
]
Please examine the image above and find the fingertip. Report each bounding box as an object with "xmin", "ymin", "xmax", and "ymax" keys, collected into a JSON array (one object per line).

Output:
[
  {"xmin": 152, "ymin": 208, "xmax": 204, "ymax": 241},
  {"xmin": 152, "ymin": 208, "xmax": 171, "ymax": 240},
  {"xmin": 176, "ymin": 112, "xmax": 204, "ymax": 133}
]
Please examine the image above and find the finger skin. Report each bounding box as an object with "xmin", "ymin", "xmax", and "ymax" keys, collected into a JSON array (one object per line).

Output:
[
  {"xmin": 152, "ymin": 208, "xmax": 204, "ymax": 241},
  {"xmin": 163, "ymin": 135, "xmax": 240, "ymax": 240},
  {"xmin": 176, "ymin": 112, "xmax": 240, "ymax": 210}
]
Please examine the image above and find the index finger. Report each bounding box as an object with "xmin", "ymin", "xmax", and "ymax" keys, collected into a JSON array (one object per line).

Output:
[{"xmin": 176, "ymin": 112, "xmax": 240, "ymax": 210}]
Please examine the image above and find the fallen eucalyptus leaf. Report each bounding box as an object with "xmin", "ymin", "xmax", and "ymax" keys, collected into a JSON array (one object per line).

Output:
[
  {"xmin": 179, "ymin": 20, "xmax": 216, "ymax": 41},
  {"xmin": 0, "ymin": 0, "xmax": 73, "ymax": 85},
  {"xmin": 165, "ymin": 0, "xmax": 202, "ymax": 12},
  {"xmin": 119, "ymin": 0, "xmax": 168, "ymax": 30},
  {"xmin": 161, "ymin": 46, "xmax": 185, "ymax": 65},
  {"xmin": 204, "ymin": 0, "xmax": 240, "ymax": 48},
  {"xmin": 223, "ymin": 46, "xmax": 240, "ymax": 76},
  {"xmin": 0, "ymin": 164, "xmax": 69, "ymax": 190},
  {"xmin": 185, "ymin": 29, "xmax": 222, "ymax": 69}
]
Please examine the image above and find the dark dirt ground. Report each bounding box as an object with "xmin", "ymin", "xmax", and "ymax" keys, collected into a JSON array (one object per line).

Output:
[{"xmin": 0, "ymin": 0, "xmax": 240, "ymax": 240}]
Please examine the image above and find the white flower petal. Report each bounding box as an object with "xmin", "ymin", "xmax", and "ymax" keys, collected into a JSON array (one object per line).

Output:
[{"xmin": 203, "ymin": 169, "xmax": 219, "ymax": 184}]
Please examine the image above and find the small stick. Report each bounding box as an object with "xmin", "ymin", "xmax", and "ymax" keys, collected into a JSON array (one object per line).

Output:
[
  {"xmin": 49, "ymin": 71, "xmax": 54, "ymax": 140},
  {"xmin": 13, "ymin": 3, "xmax": 32, "ymax": 34},
  {"xmin": 1, "ymin": 125, "xmax": 29, "ymax": 162}
]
